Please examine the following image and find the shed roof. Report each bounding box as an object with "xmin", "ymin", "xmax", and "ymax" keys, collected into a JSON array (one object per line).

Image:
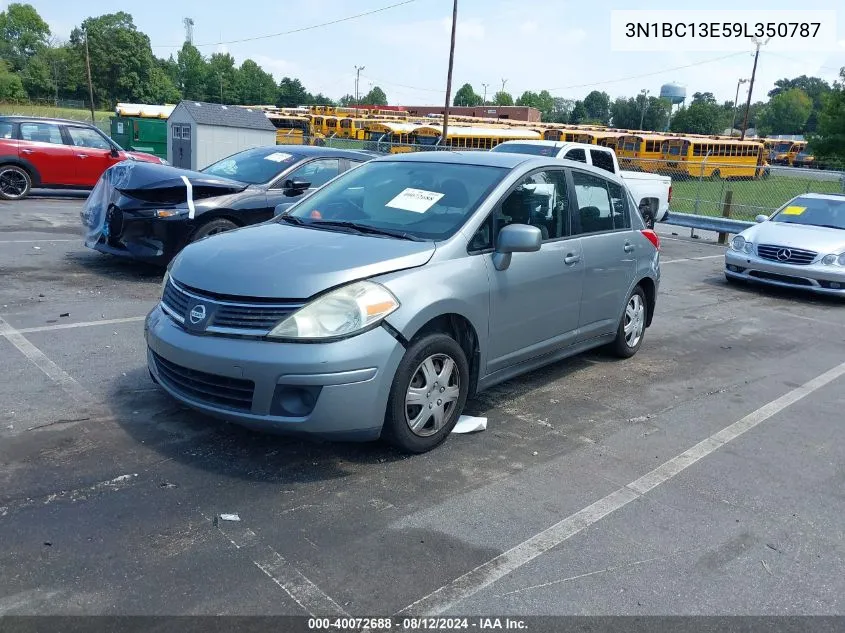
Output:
[{"xmin": 173, "ymin": 101, "xmax": 275, "ymax": 131}]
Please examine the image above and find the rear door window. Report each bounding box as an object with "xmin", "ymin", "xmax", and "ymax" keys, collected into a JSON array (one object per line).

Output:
[
  {"xmin": 590, "ymin": 149, "xmax": 616, "ymax": 174},
  {"xmin": 20, "ymin": 122, "xmax": 63, "ymax": 145},
  {"xmin": 0, "ymin": 121, "xmax": 14, "ymax": 139},
  {"xmin": 563, "ymin": 148, "xmax": 586, "ymax": 163}
]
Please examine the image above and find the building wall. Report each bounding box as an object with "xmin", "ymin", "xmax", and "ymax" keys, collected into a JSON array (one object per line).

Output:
[
  {"xmin": 165, "ymin": 105, "xmax": 194, "ymax": 166},
  {"xmin": 403, "ymin": 105, "xmax": 541, "ymax": 122},
  {"xmin": 195, "ymin": 125, "xmax": 276, "ymax": 170}
]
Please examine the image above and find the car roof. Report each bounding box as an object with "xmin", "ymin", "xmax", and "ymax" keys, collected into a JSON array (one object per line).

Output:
[
  {"xmin": 792, "ymin": 192, "xmax": 845, "ymax": 200},
  {"xmin": 375, "ymin": 150, "xmax": 533, "ymax": 168},
  {"xmin": 270, "ymin": 144, "xmax": 375, "ymax": 160},
  {"xmin": 0, "ymin": 115, "xmax": 97, "ymax": 127},
  {"xmin": 496, "ymin": 140, "xmax": 568, "ymax": 147}
]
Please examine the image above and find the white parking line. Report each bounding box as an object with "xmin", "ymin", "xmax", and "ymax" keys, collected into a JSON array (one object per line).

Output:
[
  {"xmin": 213, "ymin": 516, "xmax": 348, "ymax": 617},
  {"xmin": 662, "ymin": 254, "xmax": 723, "ymax": 264},
  {"xmin": 0, "ymin": 239, "xmax": 77, "ymax": 244},
  {"xmin": 12, "ymin": 316, "xmax": 146, "ymax": 334},
  {"xmin": 0, "ymin": 316, "xmax": 96, "ymax": 405},
  {"xmin": 397, "ymin": 359, "xmax": 845, "ymax": 616}
]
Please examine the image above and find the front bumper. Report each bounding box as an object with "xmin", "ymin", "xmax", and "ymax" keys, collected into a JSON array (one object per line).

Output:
[
  {"xmin": 84, "ymin": 211, "xmax": 191, "ymax": 266},
  {"xmin": 145, "ymin": 305, "xmax": 406, "ymax": 440},
  {"xmin": 724, "ymin": 250, "xmax": 845, "ymax": 296}
]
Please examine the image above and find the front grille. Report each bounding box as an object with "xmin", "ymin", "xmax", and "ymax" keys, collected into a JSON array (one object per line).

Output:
[
  {"xmin": 757, "ymin": 244, "xmax": 817, "ymax": 265},
  {"xmin": 152, "ymin": 351, "xmax": 254, "ymax": 411},
  {"xmin": 749, "ymin": 270, "xmax": 813, "ymax": 287},
  {"xmin": 161, "ymin": 279, "xmax": 302, "ymax": 333}
]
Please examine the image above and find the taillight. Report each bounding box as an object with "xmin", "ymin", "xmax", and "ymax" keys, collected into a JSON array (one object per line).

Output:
[
  {"xmin": 640, "ymin": 229, "xmax": 660, "ymax": 250},
  {"xmin": 667, "ymin": 185, "xmax": 672, "ymax": 203}
]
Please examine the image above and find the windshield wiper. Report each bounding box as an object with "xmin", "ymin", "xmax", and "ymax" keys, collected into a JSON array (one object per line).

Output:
[
  {"xmin": 277, "ymin": 214, "xmax": 308, "ymax": 226},
  {"xmin": 310, "ymin": 220, "xmax": 425, "ymax": 241}
]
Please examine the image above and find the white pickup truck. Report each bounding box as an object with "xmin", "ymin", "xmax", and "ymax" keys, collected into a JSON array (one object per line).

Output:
[{"xmin": 492, "ymin": 140, "xmax": 672, "ymax": 228}]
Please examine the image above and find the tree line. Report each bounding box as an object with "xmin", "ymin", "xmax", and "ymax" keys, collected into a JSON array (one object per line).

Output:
[{"xmin": 0, "ymin": 3, "xmax": 388, "ymax": 108}]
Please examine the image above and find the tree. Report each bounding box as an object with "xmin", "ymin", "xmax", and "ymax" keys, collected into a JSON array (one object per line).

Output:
[
  {"xmin": 582, "ymin": 90, "xmax": 611, "ymax": 124},
  {"xmin": 547, "ymin": 97, "xmax": 574, "ymax": 123},
  {"xmin": 809, "ymin": 69, "xmax": 845, "ymax": 168},
  {"xmin": 757, "ymin": 88, "xmax": 812, "ymax": 135},
  {"xmin": 237, "ymin": 59, "xmax": 275, "ymax": 105},
  {"xmin": 569, "ymin": 100, "xmax": 587, "ymax": 124},
  {"xmin": 362, "ymin": 86, "xmax": 387, "ymax": 105},
  {"xmin": 691, "ymin": 91, "xmax": 717, "ymax": 105},
  {"xmin": 146, "ymin": 65, "xmax": 180, "ymax": 103},
  {"xmin": 176, "ymin": 42, "xmax": 206, "ymax": 101},
  {"xmin": 0, "ymin": 3, "xmax": 50, "ymax": 71},
  {"xmin": 69, "ymin": 12, "xmax": 157, "ymax": 107},
  {"xmin": 0, "ymin": 60, "xmax": 27, "ymax": 101},
  {"xmin": 453, "ymin": 82, "xmax": 481, "ymax": 106},
  {"xmin": 338, "ymin": 94, "xmax": 356, "ymax": 107},
  {"xmin": 493, "ymin": 91, "xmax": 513, "ymax": 106},
  {"xmin": 276, "ymin": 76, "xmax": 308, "ymax": 107},
  {"xmin": 670, "ymin": 99, "xmax": 723, "ymax": 135},
  {"xmin": 309, "ymin": 93, "xmax": 334, "ymax": 106},
  {"xmin": 769, "ymin": 75, "xmax": 831, "ymax": 132},
  {"xmin": 204, "ymin": 52, "xmax": 238, "ymax": 104}
]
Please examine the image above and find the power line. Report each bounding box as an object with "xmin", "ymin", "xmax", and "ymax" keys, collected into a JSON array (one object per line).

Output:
[
  {"xmin": 362, "ymin": 52, "xmax": 752, "ymax": 99},
  {"xmin": 360, "ymin": 74, "xmax": 444, "ymax": 93},
  {"xmin": 545, "ymin": 52, "xmax": 748, "ymax": 92},
  {"xmin": 152, "ymin": 0, "xmax": 417, "ymax": 49},
  {"xmin": 761, "ymin": 50, "xmax": 844, "ymax": 72}
]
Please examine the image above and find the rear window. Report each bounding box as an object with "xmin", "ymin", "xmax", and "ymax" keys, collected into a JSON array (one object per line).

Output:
[{"xmin": 490, "ymin": 143, "xmax": 558, "ymax": 157}]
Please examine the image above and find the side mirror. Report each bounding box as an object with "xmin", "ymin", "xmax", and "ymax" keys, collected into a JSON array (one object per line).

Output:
[
  {"xmin": 110, "ymin": 147, "xmax": 120, "ymax": 158},
  {"xmin": 492, "ymin": 224, "xmax": 542, "ymax": 271},
  {"xmin": 755, "ymin": 214, "xmax": 768, "ymax": 223},
  {"xmin": 284, "ymin": 179, "xmax": 311, "ymax": 191}
]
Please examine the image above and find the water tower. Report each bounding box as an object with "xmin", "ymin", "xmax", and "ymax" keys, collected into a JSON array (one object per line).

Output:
[{"xmin": 659, "ymin": 82, "xmax": 686, "ymax": 131}]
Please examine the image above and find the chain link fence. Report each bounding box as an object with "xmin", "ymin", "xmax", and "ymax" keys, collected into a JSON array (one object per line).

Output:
[{"xmin": 617, "ymin": 157, "xmax": 845, "ymax": 221}]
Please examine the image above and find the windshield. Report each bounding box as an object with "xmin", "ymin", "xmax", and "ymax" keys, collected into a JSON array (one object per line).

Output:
[
  {"xmin": 491, "ymin": 143, "xmax": 559, "ymax": 157},
  {"xmin": 772, "ymin": 197, "xmax": 845, "ymax": 230},
  {"xmin": 773, "ymin": 142, "xmax": 793, "ymax": 153},
  {"xmin": 201, "ymin": 148, "xmax": 301, "ymax": 184},
  {"xmin": 282, "ymin": 160, "xmax": 507, "ymax": 240},
  {"xmin": 667, "ymin": 145, "xmax": 682, "ymax": 156}
]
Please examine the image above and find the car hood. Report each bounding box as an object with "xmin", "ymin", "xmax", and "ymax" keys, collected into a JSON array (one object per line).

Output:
[
  {"xmin": 110, "ymin": 161, "xmax": 248, "ymax": 204},
  {"xmin": 746, "ymin": 222, "xmax": 845, "ymax": 254},
  {"xmin": 169, "ymin": 223, "xmax": 436, "ymax": 299},
  {"xmin": 125, "ymin": 150, "xmax": 163, "ymax": 164}
]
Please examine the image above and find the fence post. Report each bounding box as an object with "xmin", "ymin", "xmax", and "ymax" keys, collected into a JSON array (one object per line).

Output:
[{"xmin": 717, "ymin": 189, "xmax": 734, "ymax": 245}]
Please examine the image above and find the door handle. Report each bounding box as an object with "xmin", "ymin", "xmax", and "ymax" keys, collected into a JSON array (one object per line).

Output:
[
  {"xmin": 76, "ymin": 154, "xmax": 88, "ymax": 159},
  {"xmin": 20, "ymin": 149, "xmax": 34, "ymax": 154},
  {"xmin": 623, "ymin": 241, "xmax": 635, "ymax": 253},
  {"xmin": 564, "ymin": 253, "xmax": 580, "ymax": 265}
]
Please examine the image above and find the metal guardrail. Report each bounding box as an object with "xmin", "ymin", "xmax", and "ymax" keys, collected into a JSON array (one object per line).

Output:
[{"xmin": 663, "ymin": 211, "xmax": 753, "ymax": 235}]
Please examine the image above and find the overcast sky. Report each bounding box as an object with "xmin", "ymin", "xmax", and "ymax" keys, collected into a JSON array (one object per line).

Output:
[{"xmin": 32, "ymin": 0, "xmax": 845, "ymax": 106}]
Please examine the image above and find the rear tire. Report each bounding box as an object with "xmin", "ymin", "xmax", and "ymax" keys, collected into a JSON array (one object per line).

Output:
[
  {"xmin": 190, "ymin": 218, "xmax": 238, "ymax": 242},
  {"xmin": 382, "ymin": 333, "xmax": 469, "ymax": 454},
  {"xmin": 608, "ymin": 286, "xmax": 647, "ymax": 359},
  {"xmin": 709, "ymin": 169, "xmax": 721, "ymax": 181},
  {"xmin": 0, "ymin": 165, "xmax": 32, "ymax": 200}
]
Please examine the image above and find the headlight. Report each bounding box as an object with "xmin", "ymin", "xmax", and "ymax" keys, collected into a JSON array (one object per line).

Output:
[
  {"xmin": 267, "ymin": 280, "xmax": 399, "ymax": 340},
  {"xmin": 744, "ymin": 241, "xmax": 753, "ymax": 253},
  {"xmin": 160, "ymin": 270, "xmax": 170, "ymax": 298},
  {"xmin": 731, "ymin": 236, "xmax": 746, "ymax": 251},
  {"xmin": 839, "ymin": 254, "xmax": 845, "ymax": 266},
  {"xmin": 823, "ymin": 254, "xmax": 837, "ymax": 265}
]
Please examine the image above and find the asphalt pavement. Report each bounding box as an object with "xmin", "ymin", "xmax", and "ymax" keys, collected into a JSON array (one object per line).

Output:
[{"xmin": 1, "ymin": 195, "xmax": 844, "ymax": 617}]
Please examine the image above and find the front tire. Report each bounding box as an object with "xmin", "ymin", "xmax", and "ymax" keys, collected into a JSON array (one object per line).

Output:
[
  {"xmin": 382, "ymin": 333, "xmax": 469, "ymax": 454},
  {"xmin": 190, "ymin": 218, "xmax": 238, "ymax": 243},
  {"xmin": 0, "ymin": 165, "xmax": 32, "ymax": 200},
  {"xmin": 608, "ymin": 286, "xmax": 647, "ymax": 359}
]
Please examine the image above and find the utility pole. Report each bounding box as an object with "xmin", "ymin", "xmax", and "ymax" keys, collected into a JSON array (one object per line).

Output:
[
  {"xmin": 731, "ymin": 78, "xmax": 749, "ymax": 135},
  {"xmin": 83, "ymin": 27, "xmax": 95, "ymax": 122},
  {"xmin": 441, "ymin": 0, "xmax": 458, "ymax": 144},
  {"xmin": 740, "ymin": 37, "xmax": 769, "ymax": 140},
  {"xmin": 219, "ymin": 73, "xmax": 224, "ymax": 104},
  {"xmin": 638, "ymin": 89, "xmax": 650, "ymax": 130},
  {"xmin": 481, "ymin": 82, "xmax": 489, "ymax": 105},
  {"xmin": 501, "ymin": 78, "xmax": 507, "ymax": 95},
  {"xmin": 354, "ymin": 65, "xmax": 365, "ymax": 111}
]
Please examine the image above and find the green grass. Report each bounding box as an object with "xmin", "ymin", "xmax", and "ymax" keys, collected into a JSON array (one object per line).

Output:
[
  {"xmin": 0, "ymin": 103, "xmax": 112, "ymax": 124},
  {"xmin": 671, "ymin": 173, "xmax": 844, "ymax": 220}
]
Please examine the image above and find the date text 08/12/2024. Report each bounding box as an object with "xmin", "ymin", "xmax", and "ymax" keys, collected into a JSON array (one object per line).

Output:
[{"xmin": 307, "ymin": 617, "xmax": 528, "ymax": 630}]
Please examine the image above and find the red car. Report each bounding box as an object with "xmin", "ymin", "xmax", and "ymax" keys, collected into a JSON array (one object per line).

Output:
[{"xmin": 0, "ymin": 116, "xmax": 165, "ymax": 200}]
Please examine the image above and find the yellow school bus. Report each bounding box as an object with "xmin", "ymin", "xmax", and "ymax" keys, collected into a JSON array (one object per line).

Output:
[
  {"xmin": 336, "ymin": 117, "xmax": 369, "ymax": 140},
  {"xmin": 441, "ymin": 126, "xmax": 542, "ymax": 150},
  {"xmin": 363, "ymin": 121, "xmax": 419, "ymax": 153},
  {"xmin": 660, "ymin": 137, "xmax": 766, "ymax": 179},
  {"xmin": 266, "ymin": 114, "xmax": 312, "ymax": 145},
  {"xmin": 573, "ymin": 130, "xmax": 627, "ymax": 150},
  {"xmin": 617, "ymin": 134, "xmax": 672, "ymax": 171},
  {"xmin": 770, "ymin": 140, "xmax": 807, "ymax": 166},
  {"xmin": 411, "ymin": 125, "xmax": 443, "ymax": 148}
]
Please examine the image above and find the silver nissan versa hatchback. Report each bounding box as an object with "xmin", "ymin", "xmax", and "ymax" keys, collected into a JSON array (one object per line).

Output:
[{"xmin": 145, "ymin": 151, "xmax": 660, "ymax": 453}]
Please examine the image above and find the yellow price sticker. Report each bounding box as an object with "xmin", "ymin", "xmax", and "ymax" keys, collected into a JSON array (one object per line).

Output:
[{"xmin": 782, "ymin": 206, "xmax": 806, "ymax": 216}]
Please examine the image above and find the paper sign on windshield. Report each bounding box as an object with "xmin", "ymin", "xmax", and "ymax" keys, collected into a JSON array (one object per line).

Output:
[
  {"xmin": 782, "ymin": 206, "xmax": 806, "ymax": 216},
  {"xmin": 386, "ymin": 188, "xmax": 445, "ymax": 213},
  {"xmin": 264, "ymin": 152, "xmax": 294, "ymax": 163}
]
